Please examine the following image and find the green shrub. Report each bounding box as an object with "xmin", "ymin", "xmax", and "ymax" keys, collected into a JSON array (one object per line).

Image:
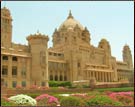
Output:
[
  {"xmin": 1, "ymin": 98, "xmax": 17, "ymax": 106},
  {"xmin": 60, "ymin": 96, "xmax": 80, "ymax": 106},
  {"xmin": 86, "ymin": 95, "xmax": 123, "ymax": 106},
  {"xmin": 82, "ymin": 85, "xmax": 89, "ymax": 88},
  {"xmin": 67, "ymin": 86, "xmax": 77, "ymax": 89},
  {"xmin": 96, "ymin": 87, "xmax": 134, "ymax": 92},
  {"xmin": 49, "ymin": 81, "xmax": 72, "ymax": 87},
  {"xmin": 53, "ymin": 94, "xmax": 63, "ymax": 101},
  {"xmin": 26, "ymin": 93, "xmax": 40, "ymax": 98}
]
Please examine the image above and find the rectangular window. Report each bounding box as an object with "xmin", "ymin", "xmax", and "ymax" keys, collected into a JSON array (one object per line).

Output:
[
  {"xmin": 21, "ymin": 67, "xmax": 26, "ymax": 77},
  {"xmin": 54, "ymin": 53, "xmax": 57, "ymax": 56},
  {"xmin": 58, "ymin": 53, "xmax": 61, "ymax": 56},
  {"xmin": 12, "ymin": 81, "xmax": 17, "ymax": 88},
  {"xmin": 2, "ymin": 66, "xmax": 8, "ymax": 75},
  {"xmin": 4, "ymin": 81, "xmax": 8, "ymax": 87},
  {"xmin": 3, "ymin": 56, "xmax": 8, "ymax": 60},
  {"xmin": 22, "ymin": 81, "xmax": 26, "ymax": 87},
  {"xmin": 12, "ymin": 66, "xmax": 17, "ymax": 76},
  {"xmin": 12, "ymin": 56, "xmax": 18, "ymax": 61}
]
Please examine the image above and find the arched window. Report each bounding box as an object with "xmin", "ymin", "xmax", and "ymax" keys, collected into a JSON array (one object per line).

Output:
[
  {"xmin": 64, "ymin": 76, "xmax": 67, "ymax": 81},
  {"xmin": 50, "ymin": 75, "xmax": 53, "ymax": 81},
  {"xmin": 55, "ymin": 75, "xmax": 58, "ymax": 81},
  {"xmin": 60, "ymin": 75, "xmax": 63, "ymax": 81}
]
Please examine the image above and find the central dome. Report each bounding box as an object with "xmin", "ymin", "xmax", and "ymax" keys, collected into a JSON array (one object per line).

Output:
[{"xmin": 58, "ymin": 10, "xmax": 84, "ymax": 30}]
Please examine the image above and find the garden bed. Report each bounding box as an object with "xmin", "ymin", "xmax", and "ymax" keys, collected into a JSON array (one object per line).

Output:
[{"xmin": 1, "ymin": 90, "xmax": 134, "ymax": 106}]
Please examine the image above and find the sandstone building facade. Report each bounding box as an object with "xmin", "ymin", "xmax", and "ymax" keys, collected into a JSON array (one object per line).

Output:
[{"xmin": 1, "ymin": 7, "xmax": 134, "ymax": 88}]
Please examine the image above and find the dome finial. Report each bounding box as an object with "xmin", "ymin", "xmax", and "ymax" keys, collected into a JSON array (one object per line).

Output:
[
  {"xmin": 67, "ymin": 10, "xmax": 73, "ymax": 19},
  {"xmin": 36, "ymin": 30, "xmax": 40, "ymax": 35},
  {"xmin": 37, "ymin": 30, "xmax": 39, "ymax": 33},
  {"xmin": 4, "ymin": 1, "xmax": 6, "ymax": 8}
]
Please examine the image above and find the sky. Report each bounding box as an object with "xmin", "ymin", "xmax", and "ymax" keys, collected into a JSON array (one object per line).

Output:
[{"xmin": 1, "ymin": 1, "xmax": 134, "ymax": 64}]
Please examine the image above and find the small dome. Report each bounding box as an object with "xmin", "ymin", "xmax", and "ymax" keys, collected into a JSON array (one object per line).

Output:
[
  {"xmin": 101, "ymin": 38, "xmax": 107, "ymax": 42},
  {"xmin": 58, "ymin": 10, "xmax": 84, "ymax": 31},
  {"xmin": 1, "ymin": 6, "xmax": 11, "ymax": 16},
  {"xmin": 123, "ymin": 44, "xmax": 130, "ymax": 50}
]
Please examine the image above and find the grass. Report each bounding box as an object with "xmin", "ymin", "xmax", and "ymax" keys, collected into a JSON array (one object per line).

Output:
[{"xmin": 95, "ymin": 87, "xmax": 134, "ymax": 92}]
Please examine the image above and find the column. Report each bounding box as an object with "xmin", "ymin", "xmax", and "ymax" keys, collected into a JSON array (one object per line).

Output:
[
  {"xmin": 92, "ymin": 71, "xmax": 95, "ymax": 78},
  {"xmin": 111, "ymin": 72, "xmax": 113, "ymax": 82},
  {"xmin": 1, "ymin": 55, "xmax": 2, "ymax": 76},
  {"xmin": 106, "ymin": 72, "xmax": 108, "ymax": 82},
  {"xmin": 100, "ymin": 72, "xmax": 102, "ymax": 82},
  {"xmin": 8, "ymin": 56, "xmax": 12, "ymax": 88},
  {"xmin": 98, "ymin": 72, "xmax": 101, "ymax": 82},
  {"xmin": 17, "ymin": 57, "xmax": 21, "ymax": 86},
  {"xmin": 86, "ymin": 71, "xmax": 87, "ymax": 79},
  {"xmin": 102, "ymin": 72, "xmax": 105, "ymax": 82},
  {"xmin": 62, "ymin": 69, "xmax": 64, "ymax": 81},
  {"xmin": 45, "ymin": 49, "xmax": 49, "ymax": 87},
  {"xmin": 91, "ymin": 71, "xmax": 92, "ymax": 78},
  {"xmin": 53, "ymin": 70, "xmax": 54, "ymax": 81},
  {"xmin": 58, "ymin": 70, "xmax": 60, "ymax": 81},
  {"xmin": 89, "ymin": 71, "xmax": 91, "ymax": 78},
  {"xmin": 111, "ymin": 72, "xmax": 114, "ymax": 81},
  {"xmin": 109, "ymin": 72, "xmax": 112, "ymax": 82},
  {"xmin": 97, "ymin": 72, "xmax": 99, "ymax": 81},
  {"xmin": 26, "ymin": 58, "xmax": 31, "ymax": 87},
  {"xmin": 104, "ymin": 72, "xmax": 107, "ymax": 82},
  {"xmin": 95, "ymin": 72, "xmax": 97, "ymax": 81}
]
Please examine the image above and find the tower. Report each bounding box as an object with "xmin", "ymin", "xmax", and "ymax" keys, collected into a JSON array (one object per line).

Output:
[
  {"xmin": 123, "ymin": 44, "xmax": 133, "ymax": 69},
  {"xmin": 27, "ymin": 31, "xmax": 49, "ymax": 87},
  {"xmin": 98, "ymin": 39, "xmax": 111, "ymax": 66},
  {"xmin": 1, "ymin": 7, "xmax": 12, "ymax": 48}
]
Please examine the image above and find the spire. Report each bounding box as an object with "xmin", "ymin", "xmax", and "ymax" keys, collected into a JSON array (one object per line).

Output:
[
  {"xmin": 3, "ymin": 1, "xmax": 6, "ymax": 8},
  {"xmin": 55, "ymin": 28, "xmax": 57, "ymax": 32},
  {"xmin": 36, "ymin": 30, "xmax": 41, "ymax": 35},
  {"xmin": 67, "ymin": 10, "xmax": 74, "ymax": 19},
  {"xmin": 37, "ymin": 30, "xmax": 39, "ymax": 34},
  {"xmin": 85, "ymin": 27, "xmax": 88, "ymax": 30}
]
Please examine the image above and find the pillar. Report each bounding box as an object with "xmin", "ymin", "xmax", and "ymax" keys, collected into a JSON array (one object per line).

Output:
[
  {"xmin": 96, "ymin": 72, "xmax": 99, "ymax": 81},
  {"xmin": 62, "ymin": 68, "xmax": 64, "ymax": 81},
  {"xmin": 98, "ymin": 72, "xmax": 101, "ymax": 82},
  {"xmin": 1, "ymin": 55, "xmax": 2, "ymax": 76},
  {"xmin": 53, "ymin": 70, "xmax": 55, "ymax": 81},
  {"xmin": 26, "ymin": 58, "xmax": 31, "ymax": 87},
  {"xmin": 8, "ymin": 56, "xmax": 12, "ymax": 88},
  {"xmin": 17, "ymin": 57, "xmax": 21, "ymax": 86},
  {"xmin": 104, "ymin": 72, "xmax": 107, "ymax": 82},
  {"xmin": 89, "ymin": 71, "xmax": 91, "ymax": 78},
  {"xmin": 102, "ymin": 72, "xmax": 105, "ymax": 82}
]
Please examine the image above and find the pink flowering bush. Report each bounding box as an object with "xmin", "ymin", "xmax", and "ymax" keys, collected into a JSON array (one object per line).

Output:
[
  {"xmin": 40, "ymin": 86, "xmax": 50, "ymax": 90},
  {"xmin": 16, "ymin": 85, "xmax": 23, "ymax": 89},
  {"xmin": 29, "ymin": 85, "xmax": 38, "ymax": 89},
  {"xmin": 35, "ymin": 94, "xmax": 59, "ymax": 106},
  {"xmin": 58, "ymin": 86, "xmax": 66, "ymax": 90},
  {"xmin": 108, "ymin": 91, "xmax": 134, "ymax": 106}
]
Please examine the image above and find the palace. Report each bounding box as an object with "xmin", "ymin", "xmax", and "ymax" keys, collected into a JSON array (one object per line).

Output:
[{"xmin": 1, "ymin": 7, "xmax": 134, "ymax": 88}]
